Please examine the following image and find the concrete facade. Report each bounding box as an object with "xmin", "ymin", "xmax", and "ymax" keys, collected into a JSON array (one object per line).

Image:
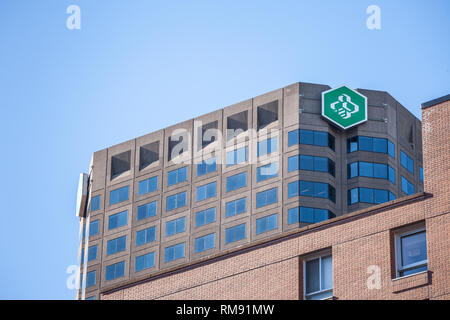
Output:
[{"xmin": 76, "ymin": 82, "xmax": 428, "ymax": 300}]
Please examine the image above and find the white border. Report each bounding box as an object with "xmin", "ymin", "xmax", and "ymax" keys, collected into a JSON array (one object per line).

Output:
[{"xmin": 321, "ymin": 85, "xmax": 368, "ymax": 130}]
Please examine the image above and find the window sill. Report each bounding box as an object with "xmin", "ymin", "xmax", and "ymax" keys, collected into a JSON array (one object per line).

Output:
[{"xmin": 391, "ymin": 271, "xmax": 429, "ymax": 293}]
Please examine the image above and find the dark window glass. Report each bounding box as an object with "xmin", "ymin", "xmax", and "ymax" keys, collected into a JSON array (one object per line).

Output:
[
  {"xmin": 300, "ymin": 207, "xmax": 314, "ymax": 223},
  {"xmin": 300, "ymin": 181, "xmax": 314, "ymax": 197},
  {"xmin": 347, "ymin": 136, "xmax": 358, "ymax": 153},
  {"xmin": 373, "ymin": 189, "xmax": 388, "ymax": 204},
  {"xmin": 138, "ymin": 176, "xmax": 158, "ymax": 195},
  {"xmin": 419, "ymin": 166, "xmax": 423, "ymax": 182},
  {"xmin": 373, "ymin": 138, "xmax": 387, "ymax": 153},
  {"xmin": 300, "ymin": 155, "xmax": 314, "ymax": 171},
  {"xmin": 360, "ymin": 187, "xmax": 374, "ymax": 203},
  {"xmin": 400, "ymin": 151, "xmax": 414, "ymax": 174},
  {"xmin": 348, "ymin": 188, "xmax": 358, "ymax": 205},
  {"xmin": 300, "ymin": 130, "xmax": 314, "ymax": 145},
  {"xmin": 401, "ymin": 176, "xmax": 415, "ymax": 195},
  {"xmin": 388, "ymin": 166, "xmax": 396, "ymax": 184},
  {"xmin": 314, "ymin": 131, "xmax": 328, "ymax": 147},
  {"xmin": 388, "ymin": 141, "xmax": 395, "ymax": 158},
  {"xmin": 399, "ymin": 230, "xmax": 427, "ymax": 276},
  {"xmin": 359, "ymin": 162, "xmax": 373, "ymax": 177},
  {"xmin": 314, "ymin": 157, "xmax": 328, "ymax": 172}
]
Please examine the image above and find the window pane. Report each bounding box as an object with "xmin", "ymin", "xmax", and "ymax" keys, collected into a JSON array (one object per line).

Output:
[
  {"xmin": 89, "ymin": 220, "xmax": 99, "ymax": 236},
  {"xmin": 314, "ymin": 131, "xmax": 328, "ymax": 146},
  {"xmin": 388, "ymin": 166, "xmax": 396, "ymax": 184},
  {"xmin": 348, "ymin": 137, "xmax": 358, "ymax": 153},
  {"xmin": 373, "ymin": 138, "xmax": 387, "ymax": 153},
  {"xmin": 359, "ymin": 162, "xmax": 373, "ymax": 177},
  {"xmin": 305, "ymin": 258, "xmax": 320, "ymax": 294},
  {"xmin": 300, "ymin": 130, "xmax": 313, "ymax": 145},
  {"xmin": 314, "ymin": 157, "xmax": 328, "ymax": 172},
  {"xmin": 288, "ymin": 181, "xmax": 299, "ymax": 198},
  {"xmin": 300, "ymin": 207, "xmax": 314, "ymax": 223},
  {"xmin": 288, "ymin": 155, "xmax": 299, "ymax": 172},
  {"xmin": 300, "ymin": 181, "xmax": 313, "ymax": 197},
  {"xmin": 348, "ymin": 162, "xmax": 358, "ymax": 178},
  {"xmin": 358, "ymin": 136, "xmax": 372, "ymax": 151},
  {"xmin": 314, "ymin": 182, "xmax": 328, "ymax": 198},
  {"xmin": 288, "ymin": 130, "xmax": 299, "ymax": 146},
  {"xmin": 91, "ymin": 195, "xmax": 100, "ymax": 211},
  {"xmin": 374, "ymin": 189, "xmax": 388, "ymax": 204},
  {"xmin": 321, "ymin": 255, "xmax": 333, "ymax": 290},
  {"xmin": 314, "ymin": 209, "xmax": 329, "ymax": 223},
  {"xmin": 288, "ymin": 207, "xmax": 299, "ymax": 224},
  {"xmin": 373, "ymin": 163, "xmax": 387, "ymax": 179},
  {"xmin": 360, "ymin": 188, "xmax": 373, "ymax": 203},
  {"xmin": 300, "ymin": 155, "xmax": 314, "ymax": 171},
  {"xmin": 401, "ymin": 231, "xmax": 427, "ymax": 267},
  {"xmin": 388, "ymin": 141, "xmax": 395, "ymax": 158},
  {"xmin": 349, "ymin": 188, "xmax": 358, "ymax": 204}
]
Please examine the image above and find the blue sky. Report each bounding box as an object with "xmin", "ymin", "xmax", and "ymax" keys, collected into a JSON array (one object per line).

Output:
[{"xmin": 0, "ymin": 0, "xmax": 448, "ymax": 299}]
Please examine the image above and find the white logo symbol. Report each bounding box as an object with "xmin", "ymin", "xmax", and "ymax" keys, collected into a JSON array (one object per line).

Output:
[{"xmin": 330, "ymin": 94, "xmax": 359, "ymax": 119}]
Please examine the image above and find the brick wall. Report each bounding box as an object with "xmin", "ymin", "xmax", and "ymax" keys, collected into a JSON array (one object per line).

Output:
[{"xmin": 101, "ymin": 98, "xmax": 449, "ymax": 300}]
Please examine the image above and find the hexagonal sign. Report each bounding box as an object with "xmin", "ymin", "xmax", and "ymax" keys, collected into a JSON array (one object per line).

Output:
[{"xmin": 321, "ymin": 85, "xmax": 368, "ymax": 130}]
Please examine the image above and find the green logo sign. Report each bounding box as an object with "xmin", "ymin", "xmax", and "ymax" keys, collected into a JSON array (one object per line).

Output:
[{"xmin": 321, "ymin": 85, "xmax": 368, "ymax": 130}]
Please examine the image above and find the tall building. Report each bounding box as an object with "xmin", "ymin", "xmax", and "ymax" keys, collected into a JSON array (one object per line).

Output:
[{"xmin": 74, "ymin": 82, "xmax": 442, "ymax": 301}]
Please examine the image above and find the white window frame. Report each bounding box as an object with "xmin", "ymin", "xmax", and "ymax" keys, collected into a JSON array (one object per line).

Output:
[
  {"xmin": 303, "ymin": 251, "xmax": 333, "ymax": 300},
  {"xmin": 394, "ymin": 226, "xmax": 427, "ymax": 278}
]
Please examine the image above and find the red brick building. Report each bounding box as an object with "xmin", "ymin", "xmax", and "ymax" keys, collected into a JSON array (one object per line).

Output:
[{"xmin": 100, "ymin": 95, "xmax": 449, "ymax": 300}]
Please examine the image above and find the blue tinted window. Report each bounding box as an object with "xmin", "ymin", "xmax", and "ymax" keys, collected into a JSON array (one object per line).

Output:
[
  {"xmin": 288, "ymin": 130, "xmax": 299, "ymax": 146},
  {"xmin": 86, "ymin": 271, "xmax": 96, "ymax": 287},
  {"xmin": 349, "ymin": 188, "xmax": 393, "ymax": 205},
  {"xmin": 256, "ymin": 187, "xmax": 278, "ymax": 208},
  {"xmin": 105, "ymin": 261, "xmax": 125, "ymax": 281},
  {"xmin": 347, "ymin": 136, "xmax": 358, "ymax": 153},
  {"xmin": 400, "ymin": 151, "xmax": 414, "ymax": 174},
  {"xmin": 195, "ymin": 207, "xmax": 216, "ymax": 227},
  {"xmin": 89, "ymin": 220, "xmax": 99, "ymax": 236},
  {"xmin": 419, "ymin": 166, "xmax": 423, "ymax": 182},
  {"xmin": 225, "ymin": 223, "xmax": 246, "ymax": 244},
  {"xmin": 108, "ymin": 210, "xmax": 128, "ymax": 230},
  {"xmin": 388, "ymin": 141, "xmax": 395, "ymax": 158},
  {"xmin": 109, "ymin": 186, "xmax": 129, "ymax": 205},
  {"xmin": 348, "ymin": 162, "xmax": 358, "ymax": 178},
  {"xmin": 194, "ymin": 233, "xmax": 215, "ymax": 253},
  {"xmin": 87, "ymin": 245, "xmax": 97, "ymax": 262},
  {"xmin": 167, "ymin": 167, "xmax": 187, "ymax": 186},
  {"xmin": 225, "ymin": 198, "xmax": 246, "ymax": 217},
  {"xmin": 401, "ymin": 176, "xmax": 415, "ymax": 195},
  {"xmin": 196, "ymin": 182, "xmax": 217, "ymax": 202},
  {"xmin": 107, "ymin": 235, "xmax": 127, "ymax": 256},
  {"xmin": 86, "ymin": 296, "xmax": 95, "ymax": 300},
  {"xmin": 257, "ymin": 137, "xmax": 278, "ymax": 157},
  {"xmin": 373, "ymin": 163, "xmax": 387, "ymax": 179},
  {"xmin": 138, "ymin": 176, "xmax": 158, "ymax": 195},
  {"xmin": 300, "ymin": 207, "xmax": 314, "ymax": 223},
  {"xmin": 388, "ymin": 166, "xmax": 396, "ymax": 184},
  {"xmin": 226, "ymin": 172, "xmax": 247, "ymax": 192},
  {"xmin": 137, "ymin": 201, "xmax": 157, "ymax": 221},
  {"xmin": 90, "ymin": 195, "xmax": 100, "ymax": 212},
  {"xmin": 135, "ymin": 252, "xmax": 155, "ymax": 272},
  {"xmin": 166, "ymin": 191, "xmax": 187, "ymax": 211},
  {"xmin": 288, "ymin": 207, "xmax": 300, "ymax": 224},
  {"xmin": 165, "ymin": 243, "xmax": 185, "ymax": 262},
  {"xmin": 136, "ymin": 226, "xmax": 156, "ymax": 246},
  {"xmin": 315, "ymin": 209, "xmax": 330, "ymax": 223},
  {"xmin": 359, "ymin": 162, "xmax": 373, "ymax": 177},
  {"xmin": 300, "ymin": 155, "xmax": 314, "ymax": 171},
  {"xmin": 256, "ymin": 162, "xmax": 278, "ymax": 182},
  {"xmin": 256, "ymin": 214, "xmax": 277, "ymax": 234},
  {"xmin": 314, "ymin": 131, "xmax": 328, "ymax": 147},
  {"xmin": 373, "ymin": 138, "xmax": 387, "ymax": 153},
  {"xmin": 300, "ymin": 129, "xmax": 314, "ymax": 145},
  {"xmin": 226, "ymin": 146, "xmax": 247, "ymax": 167},
  {"xmin": 197, "ymin": 158, "xmax": 217, "ymax": 176},
  {"xmin": 288, "ymin": 181, "xmax": 299, "ymax": 198},
  {"xmin": 359, "ymin": 136, "xmax": 373, "ymax": 151},
  {"xmin": 166, "ymin": 217, "xmax": 186, "ymax": 237},
  {"xmin": 288, "ymin": 155, "xmax": 299, "ymax": 172}
]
